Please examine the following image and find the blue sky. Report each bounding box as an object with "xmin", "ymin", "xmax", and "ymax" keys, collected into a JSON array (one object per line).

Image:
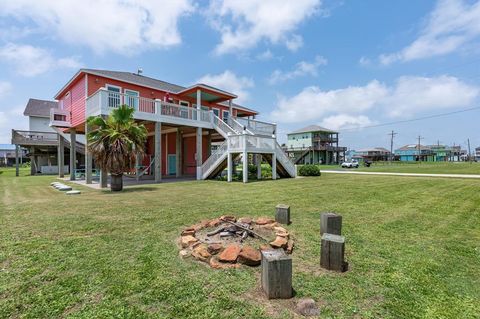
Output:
[{"xmin": 0, "ymin": 0, "xmax": 479, "ymax": 151}]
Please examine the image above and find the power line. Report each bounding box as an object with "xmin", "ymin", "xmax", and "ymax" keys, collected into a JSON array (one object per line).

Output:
[{"xmin": 339, "ymin": 106, "xmax": 480, "ymax": 132}]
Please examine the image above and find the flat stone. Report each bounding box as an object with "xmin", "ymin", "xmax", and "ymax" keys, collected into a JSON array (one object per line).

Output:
[
  {"xmin": 238, "ymin": 246, "xmax": 261, "ymax": 266},
  {"xmin": 220, "ymin": 215, "xmax": 236, "ymax": 222},
  {"xmin": 275, "ymin": 231, "xmax": 289, "ymax": 238},
  {"xmin": 181, "ymin": 227, "xmax": 196, "ymax": 236},
  {"xmin": 58, "ymin": 186, "xmax": 72, "ymax": 191},
  {"xmin": 274, "ymin": 226, "xmax": 287, "ymax": 233},
  {"xmin": 218, "ymin": 244, "xmax": 241, "ymax": 263},
  {"xmin": 238, "ymin": 217, "xmax": 252, "ymax": 224},
  {"xmin": 208, "ymin": 218, "xmax": 222, "ymax": 227},
  {"xmin": 255, "ymin": 217, "xmax": 275, "ymax": 225},
  {"xmin": 295, "ymin": 298, "xmax": 320, "ymax": 316},
  {"xmin": 181, "ymin": 235, "xmax": 198, "ymax": 248},
  {"xmin": 209, "ymin": 257, "xmax": 240, "ymax": 269},
  {"xmin": 286, "ymin": 239, "xmax": 294, "ymax": 254},
  {"xmin": 207, "ymin": 243, "xmax": 223, "ymax": 255},
  {"xmin": 66, "ymin": 190, "xmax": 81, "ymax": 195},
  {"xmin": 270, "ymin": 236, "xmax": 288, "ymax": 249},
  {"xmin": 192, "ymin": 244, "xmax": 211, "ymax": 262}
]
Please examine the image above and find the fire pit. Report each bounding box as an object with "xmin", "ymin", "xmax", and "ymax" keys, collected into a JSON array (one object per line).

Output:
[{"xmin": 179, "ymin": 215, "xmax": 294, "ymax": 269}]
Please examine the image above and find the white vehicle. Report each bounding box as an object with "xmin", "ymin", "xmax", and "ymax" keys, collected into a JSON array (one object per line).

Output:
[{"xmin": 341, "ymin": 161, "xmax": 359, "ymax": 168}]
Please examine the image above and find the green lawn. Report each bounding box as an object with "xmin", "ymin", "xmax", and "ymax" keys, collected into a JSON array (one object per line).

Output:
[
  {"xmin": 1, "ymin": 168, "xmax": 479, "ymax": 318},
  {"xmin": 320, "ymin": 161, "xmax": 480, "ymax": 175}
]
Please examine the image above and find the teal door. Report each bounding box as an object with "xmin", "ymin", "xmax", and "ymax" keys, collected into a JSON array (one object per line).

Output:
[{"xmin": 168, "ymin": 155, "xmax": 176, "ymax": 175}]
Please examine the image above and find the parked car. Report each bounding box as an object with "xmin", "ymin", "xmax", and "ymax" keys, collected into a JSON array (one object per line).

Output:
[{"xmin": 341, "ymin": 161, "xmax": 359, "ymax": 168}]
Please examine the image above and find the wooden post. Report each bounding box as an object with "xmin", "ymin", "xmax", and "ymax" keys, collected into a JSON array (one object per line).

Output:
[
  {"xmin": 320, "ymin": 233, "xmax": 347, "ymax": 272},
  {"xmin": 30, "ymin": 146, "xmax": 35, "ymax": 175},
  {"xmin": 69, "ymin": 129, "xmax": 76, "ymax": 181},
  {"xmin": 243, "ymin": 151, "xmax": 248, "ymax": 183},
  {"xmin": 176, "ymin": 129, "xmax": 182, "ymax": 177},
  {"xmin": 275, "ymin": 204, "xmax": 291, "ymax": 225},
  {"xmin": 58, "ymin": 134, "xmax": 65, "ymax": 178},
  {"xmin": 155, "ymin": 121, "xmax": 162, "ymax": 182},
  {"xmin": 227, "ymin": 152, "xmax": 232, "ymax": 182},
  {"xmin": 272, "ymin": 153, "xmax": 277, "ymax": 180},
  {"xmin": 261, "ymin": 249, "xmax": 292, "ymax": 299},
  {"xmin": 256, "ymin": 154, "xmax": 262, "ymax": 179},
  {"xmin": 15, "ymin": 144, "xmax": 19, "ymax": 177},
  {"xmin": 320, "ymin": 212, "xmax": 342, "ymax": 235},
  {"xmin": 85, "ymin": 122, "xmax": 92, "ymax": 184}
]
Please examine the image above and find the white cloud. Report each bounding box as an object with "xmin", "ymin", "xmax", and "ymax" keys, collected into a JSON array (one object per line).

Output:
[
  {"xmin": 271, "ymin": 80, "xmax": 388, "ymax": 123},
  {"xmin": 268, "ymin": 55, "xmax": 327, "ymax": 84},
  {"xmin": 256, "ymin": 50, "xmax": 274, "ymax": 61},
  {"xmin": 0, "ymin": 0, "xmax": 194, "ymax": 55},
  {"xmin": 196, "ymin": 70, "xmax": 254, "ymax": 103},
  {"xmin": 0, "ymin": 81, "xmax": 12, "ymax": 97},
  {"xmin": 0, "ymin": 105, "xmax": 28, "ymax": 144},
  {"xmin": 384, "ymin": 75, "xmax": 479, "ymax": 117},
  {"xmin": 380, "ymin": 0, "xmax": 480, "ymax": 64},
  {"xmin": 207, "ymin": 0, "xmax": 321, "ymax": 54},
  {"xmin": 0, "ymin": 43, "xmax": 82, "ymax": 77},
  {"xmin": 359, "ymin": 56, "xmax": 371, "ymax": 66},
  {"xmin": 271, "ymin": 75, "xmax": 479, "ymax": 123},
  {"xmin": 320, "ymin": 114, "xmax": 375, "ymax": 131}
]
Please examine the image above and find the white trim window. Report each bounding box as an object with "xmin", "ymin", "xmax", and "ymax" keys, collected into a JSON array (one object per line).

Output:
[
  {"xmin": 222, "ymin": 110, "xmax": 230, "ymax": 123},
  {"xmin": 106, "ymin": 84, "xmax": 121, "ymax": 108},
  {"xmin": 124, "ymin": 89, "xmax": 139, "ymax": 110},
  {"xmin": 212, "ymin": 108, "xmax": 220, "ymax": 118},
  {"xmin": 179, "ymin": 100, "xmax": 189, "ymax": 118}
]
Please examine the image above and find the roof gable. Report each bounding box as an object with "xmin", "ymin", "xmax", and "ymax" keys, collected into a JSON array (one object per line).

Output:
[
  {"xmin": 289, "ymin": 124, "xmax": 338, "ymax": 135},
  {"xmin": 23, "ymin": 98, "xmax": 58, "ymax": 118}
]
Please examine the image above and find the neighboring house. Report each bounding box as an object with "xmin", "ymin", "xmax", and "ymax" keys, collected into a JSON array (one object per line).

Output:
[
  {"xmin": 41, "ymin": 68, "xmax": 295, "ymax": 186},
  {"xmin": 395, "ymin": 144, "xmax": 435, "ymax": 162},
  {"xmin": 11, "ymin": 99, "xmax": 82, "ymax": 175},
  {"xmin": 475, "ymin": 147, "xmax": 480, "ymax": 161},
  {"xmin": 427, "ymin": 144, "xmax": 451, "ymax": 162},
  {"xmin": 0, "ymin": 144, "xmax": 27, "ymax": 167},
  {"xmin": 352, "ymin": 147, "xmax": 391, "ymax": 162},
  {"xmin": 284, "ymin": 125, "xmax": 346, "ymax": 165}
]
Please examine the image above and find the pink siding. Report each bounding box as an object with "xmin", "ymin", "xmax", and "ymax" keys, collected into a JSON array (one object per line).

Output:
[{"xmin": 58, "ymin": 75, "xmax": 86, "ymax": 129}]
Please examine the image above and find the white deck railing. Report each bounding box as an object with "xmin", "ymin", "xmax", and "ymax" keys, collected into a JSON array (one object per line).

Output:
[
  {"xmin": 201, "ymin": 140, "xmax": 228, "ymax": 178},
  {"xmin": 86, "ymin": 88, "xmax": 212, "ymax": 125},
  {"xmin": 227, "ymin": 134, "xmax": 276, "ymax": 153},
  {"xmin": 211, "ymin": 113, "xmax": 235, "ymax": 138},
  {"xmin": 236, "ymin": 117, "xmax": 276, "ymax": 136},
  {"xmin": 274, "ymin": 141, "xmax": 296, "ymax": 177}
]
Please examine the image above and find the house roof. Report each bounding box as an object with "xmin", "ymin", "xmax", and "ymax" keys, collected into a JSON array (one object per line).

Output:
[
  {"xmin": 288, "ymin": 124, "xmax": 338, "ymax": 135},
  {"xmin": 23, "ymin": 98, "xmax": 58, "ymax": 118},
  {"xmin": 356, "ymin": 147, "xmax": 391, "ymax": 153},
  {"xmin": 396, "ymin": 144, "xmax": 431, "ymax": 151},
  {"xmin": 54, "ymin": 69, "xmax": 257, "ymax": 114}
]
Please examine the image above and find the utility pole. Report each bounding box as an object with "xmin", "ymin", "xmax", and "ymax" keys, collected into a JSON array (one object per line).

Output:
[
  {"xmin": 467, "ymin": 138, "xmax": 471, "ymax": 163},
  {"xmin": 388, "ymin": 130, "xmax": 397, "ymax": 162},
  {"xmin": 417, "ymin": 135, "xmax": 424, "ymax": 162}
]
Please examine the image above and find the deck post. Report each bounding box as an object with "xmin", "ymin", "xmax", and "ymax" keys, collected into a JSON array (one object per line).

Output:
[
  {"xmin": 196, "ymin": 89, "xmax": 202, "ymax": 180},
  {"xmin": 257, "ymin": 154, "xmax": 262, "ymax": 180},
  {"xmin": 69, "ymin": 129, "xmax": 76, "ymax": 180},
  {"xmin": 176, "ymin": 129, "xmax": 182, "ymax": 178},
  {"xmin": 272, "ymin": 153, "xmax": 277, "ymax": 180},
  {"xmin": 228, "ymin": 99, "xmax": 233, "ymax": 125},
  {"xmin": 15, "ymin": 144, "xmax": 19, "ymax": 177},
  {"xmin": 30, "ymin": 147, "xmax": 35, "ymax": 175},
  {"xmin": 135, "ymin": 146, "xmax": 141, "ymax": 182},
  {"xmin": 227, "ymin": 152, "xmax": 232, "ymax": 182},
  {"xmin": 155, "ymin": 121, "xmax": 162, "ymax": 182},
  {"xmin": 243, "ymin": 151, "xmax": 248, "ymax": 183},
  {"xmin": 58, "ymin": 134, "xmax": 65, "ymax": 178},
  {"xmin": 85, "ymin": 123, "xmax": 92, "ymax": 184}
]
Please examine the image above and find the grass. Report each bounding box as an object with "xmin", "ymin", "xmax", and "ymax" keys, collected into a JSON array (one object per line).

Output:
[
  {"xmin": 320, "ymin": 161, "xmax": 480, "ymax": 175},
  {"xmin": 1, "ymin": 168, "xmax": 479, "ymax": 318}
]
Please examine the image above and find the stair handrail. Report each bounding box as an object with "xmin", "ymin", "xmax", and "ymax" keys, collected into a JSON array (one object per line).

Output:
[
  {"xmin": 201, "ymin": 140, "xmax": 228, "ymax": 177},
  {"xmin": 274, "ymin": 142, "xmax": 296, "ymax": 177},
  {"xmin": 230, "ymin": 117, "xmax": 254, "ymax": 135},
  {"xmin": 211, "ymin": 113, "xmax": 235, "ymax": 138}
]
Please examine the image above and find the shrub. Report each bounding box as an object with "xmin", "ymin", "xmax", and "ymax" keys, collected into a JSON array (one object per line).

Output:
[{"xmin": 299, "ymin": 164, "xmax": 321, "ymax": 176}]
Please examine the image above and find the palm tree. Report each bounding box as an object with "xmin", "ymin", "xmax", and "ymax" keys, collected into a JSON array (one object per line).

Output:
[{"xmin": 87, "ymin": 105, "xmax": 147, "ymax": 191}]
